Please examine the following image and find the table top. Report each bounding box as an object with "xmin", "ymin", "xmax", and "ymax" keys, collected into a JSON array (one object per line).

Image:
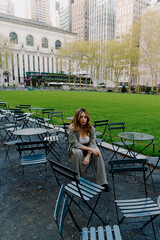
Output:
[
  {"xmin": 13, "ymin": 128, "xmax": 48, "ymax": 136},
  {"xmin": 67, "ymin": 116, "xmax": 73, "ymax": 120},
  {"xmin": 118, "ymin": 132, "xmax": 154, "ymax": 141},
  {"xmin": 29, "ymin": 107, "xmax": 44, "ymax": 110}
]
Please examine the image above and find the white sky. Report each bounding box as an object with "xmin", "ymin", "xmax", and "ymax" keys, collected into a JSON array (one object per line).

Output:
[{"xmin": 13, "ymin": 0, "xmax": 55, "ymax": 25}]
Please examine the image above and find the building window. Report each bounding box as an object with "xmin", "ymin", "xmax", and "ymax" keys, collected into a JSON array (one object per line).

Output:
[
  {"xmin": 22, "ymin": 55, "xmax": 25, "ymax": 79},
  {"xmin": 42, "ymin": 37, "xmax": 48, "ymax": 48},
  {"xmin": 9, "ymin": 32, "xmax": 18, "ymax": 44},
  {"xmin": 33, "ymin": 56, "xmax": 35, "ymax": 71},
  {"xmin": 47, "ymin": 57, "xmax": 49, "ymax": 73},
  {"xmin": 38, "ymin": 56, "xmax": 40, "ymax": 72},
  {"xmin": 52, "ymin": 58, "xmax": 54, "ymax": 73},
  {"xmin": 17, "ymin": 54, "xmax": 20, "ymax": 83},
  {"xmin": 11, "ymin": 54, "xmax": 15, "ymax": 80},
  {"xmin": 26, "ymin": 35, "xmax": 34, "ymax": 46},
  {"xmin": 55, "ymin": 40, "xmax": 61, "ymax": 49},
  {"xmin": 43, "ymin": 57, "xmax": 45, "ymax": 72},
  {"xmin": 56, "ymin": 58, "xmax": 58, "ymax": 73},
  {"xmin": 28, "ymin": 55, "xmax": 30, "ymax": 71}
]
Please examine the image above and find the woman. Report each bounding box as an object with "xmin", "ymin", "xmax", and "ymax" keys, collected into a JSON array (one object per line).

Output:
[{"xmin": 67, "ymin": 108, "xmax": 109, "ymax": 192}]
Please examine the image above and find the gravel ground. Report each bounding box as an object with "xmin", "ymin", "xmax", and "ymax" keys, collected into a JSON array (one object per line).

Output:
[{"xmin": 0, "ymin": 129, "xmax": 160, "ymax": 240}]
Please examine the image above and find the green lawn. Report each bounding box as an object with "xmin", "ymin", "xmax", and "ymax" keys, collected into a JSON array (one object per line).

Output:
[{"xmin": 1, "ymin": 90, "xmax": 159, "ymax": 156}]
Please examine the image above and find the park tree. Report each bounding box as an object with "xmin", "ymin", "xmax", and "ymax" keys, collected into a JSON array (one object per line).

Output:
[
  {"xmin": 0, "ymin": 34, "xmax": 11, "ymax": 70},
  {"xmin": 80, "ymin": 41, "xmax": 100, "ymax": 86},
  {"xmin": 104, "ymin": 40, "xmax": 129, "ymax": 91},
  {"xmin": 57, "ymin": 41, "xmax": 87, "ymax": 86},
  {"xmin": 139, "ymin": 10, "xmax": 160, "ymax": 92},
  {"xmin": 122, "ymin": 25, "xmax": 140, "ymax": 92}
]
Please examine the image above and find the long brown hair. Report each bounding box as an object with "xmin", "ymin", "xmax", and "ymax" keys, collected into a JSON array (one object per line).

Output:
[{"xmin": 72, "ymin": 108, "xmax": 92, "ymax": 134}]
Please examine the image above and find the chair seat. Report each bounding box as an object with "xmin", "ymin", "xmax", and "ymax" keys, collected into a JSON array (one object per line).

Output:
[
  {"xmin": 113, "ymin": 141, "xmax": 132, "ymax": 146},
  {"xmin": 44, "ymin": 135, "xmax": 59, "ymax": 142},
  {"xmin": 95, "ymin": 131, "xmax": 103, "ymax": 137},
  {"xmin": 81, "ymin": 225, "xmax": 122, "ymax": 240},
  {"xmin": 65, "ymin": 177, "xmax": 104, "ymax": 201},
  {"xmin": 4, "ymin": 139, "xmax": 23, "ymax": 145},
  {"xmin": 47, "ymin": 129, "xmax": 59, "ymax": 135},
  {"xmin": 20, "ymin": 153, "xmax": 47, "ymax": 166},
  {"xmin": 24, "ymin": 112, "xmax": 34, "ymax": 117},
  {"xmin": 146, "ymin": 157, "xmax": 160, "ymax": 168},
  {"xmin": 116, "ymin": 198, "xmax": 160, "ymax": 218}
]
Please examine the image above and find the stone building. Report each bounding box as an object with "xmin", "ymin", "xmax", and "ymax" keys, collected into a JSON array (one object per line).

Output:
[{"xmin": 0, "ymin": 13, "xmax": 77, "ymax": 87}]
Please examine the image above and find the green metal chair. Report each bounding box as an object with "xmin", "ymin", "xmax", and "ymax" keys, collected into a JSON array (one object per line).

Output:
[
  {"xmin": 54, "ymin": 184, "xmax": 122, "ymax": 240},
  {"xmin": 109, "ymin": 158, "xmax": 160, "ymax": 240},
  {"xmin": 49, "ymin": 160, "xmax": 107, "ymax": 231}
]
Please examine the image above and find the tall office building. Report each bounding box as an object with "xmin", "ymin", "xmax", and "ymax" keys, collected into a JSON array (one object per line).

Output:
[
  {"xmin": 55, "ymin": 1, "xmax": 60, "ymax": 27},
  {"xmin": 71, "ymin": 0, "xmax": 89, "ymax": 42},
  {"xmin": 115, "ymin": 0, "xmax": 150, "ymax": 41},
  {"xmin": 55, "ymin": 0, "xmax": 72, "ymax": 31},
  {"xmin": 0, "ymin": 0, "xmax": 14, "ymax": 15},
  {"xmin": 89, "ymin": 0, "xmax": 116, "ymax": 42},
  {"xmin": 139, "ymin": 1, "xmax": 160, "ymax": 87},
  {"xmin": 30, "ymin": 0, "xmax": 51, "ymax": 25}
]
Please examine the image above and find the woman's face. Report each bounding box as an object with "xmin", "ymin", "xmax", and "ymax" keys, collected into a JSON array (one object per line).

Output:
[{"xmin": 79, "ymin": 112, "xmax": 87, "ymax": 126}]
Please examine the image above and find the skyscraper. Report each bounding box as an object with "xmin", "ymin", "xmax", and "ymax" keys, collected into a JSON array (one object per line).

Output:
[
  {"xmin": 115, "ymin": 0, "xmax": 150, "ymax": 41},
  {"xmin": 89, "ymin": 0, "xmax": 116, "ymax": 42},
  {"xmin": 0, "ymin": 0, "xmax": 14, "ymax": 15},
  {"xmin": 30, "ymin": 0, "xmax": 51, "ymax": 25},
  {"xmin": 71, "ymin": 0, "xmax": 89, "ymax": 42},
  {"xmin": 54, "ymin": 0, "xmax": 73, "ymax": 32}
]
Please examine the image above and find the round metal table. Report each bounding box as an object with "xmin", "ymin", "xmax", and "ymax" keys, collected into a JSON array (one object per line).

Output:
[{"xmin": 118, "ymin": 132, "xmax": 154, "ymax": 157}]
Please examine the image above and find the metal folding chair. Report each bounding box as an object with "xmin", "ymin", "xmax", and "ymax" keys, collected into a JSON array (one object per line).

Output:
[
  {"xmin": 49, "ymin": 160, "xmax": 108, "ymax": 230},
  {"xmin": 108, "ymin": 122, "xmax": 133, "ymax": 159},
  {"xmin": 16, "ymin": 140, "xmax": 49, "ymax": 177},
  {"xmin": 55, "ymin": 184, "xmax": 122, "ymax": 240},
  {"xmin": 35, "ymin": 116, "xmax": 50, "ymax": 129},
  {"xmin": 50, "ymin": 111, "xmax": 64, "ymax": 128},
  {"xmin": 109, "ymin": 158, "xmax": 160, "ymax": 239},
  {"xmin": 146, "ymin": 150, "xmax": 160, "ymax": 192},
  {"xmin": 80, "ymin": 225, "xmax": 122, "ymax": 240},
  {"xmin": 94, "ymin": 119, "xmax": 109, "ymax": 146}
]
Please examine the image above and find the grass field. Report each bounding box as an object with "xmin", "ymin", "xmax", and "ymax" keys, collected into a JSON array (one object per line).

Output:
[{"xmin": 1, "ymin": 90, "xmax": 159, "ymax": 156}]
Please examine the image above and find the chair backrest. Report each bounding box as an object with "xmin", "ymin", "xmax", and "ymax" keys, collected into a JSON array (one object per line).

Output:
[
  {"xmin": 35, "ymin": 117, "xmax": 46, "ymax": 127},
  {"xmin": 49, "ymin": 159, "xmax": 77, "ymax": 186},
  {"xmin": 50, "ymin": 111, "xmax": 64, "ymax": 125},
  {"xmin": 81, "ymin": 225, "xmax": 122, "ymax": 240},
  {"xmin": 63, "ymin": 122, "xmax": 70, "ymax": 139},
  {"xmin": 108, "ymin": 122, "xmax": 125, "ymax": 143},
  {"xmin": 94, "ymin": 119, "xmax": 109, "ymax": 137},
  {"xmin": 41, "ymin": 108, "xmax": 54, "ymax": 118},
  {"xmin": 54, "ymin": 184, "xmax": 69, "ymax": 240},
  {"xmin": 0, "ymin": 102, "xmax": 8, "ymax": 109},
  {"xmin": 109, "ymin": 158, "xmax": 148, "ymax": 200},
  {"xmin": 16, "ymin": 140, "xmax": 48, "ymax": 155},
  {"xmin": 14, "ymin": 114, "xmax": 27, "ymax": 128},
  {"xmin": 10, "ymin": 108, "xmax": 25, "ymax": 115}
]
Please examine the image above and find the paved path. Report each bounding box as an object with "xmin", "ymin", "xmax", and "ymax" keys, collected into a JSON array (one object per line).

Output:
[{"xmin": 0, "ymin": 130, "xmax": 160, "ymax": 240}]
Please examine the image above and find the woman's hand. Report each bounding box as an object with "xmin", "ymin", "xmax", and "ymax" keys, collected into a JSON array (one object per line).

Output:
[
  {"xmin": 82, "ymin": 156, "xmax": 90, "ymax": 165},
  {"xmin": 91, "ymin": 148, "xmax": 100, "ymax": 156}
]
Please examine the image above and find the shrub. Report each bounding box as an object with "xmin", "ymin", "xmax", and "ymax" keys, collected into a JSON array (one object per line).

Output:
[{"xmin": 121, "ymin": 85, "xmax": 127, "ymax": 93}]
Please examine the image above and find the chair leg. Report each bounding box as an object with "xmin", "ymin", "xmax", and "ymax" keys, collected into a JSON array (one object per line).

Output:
[
  {"xmin": 4, "ymin": 143, "xmax": 16, "ymax": 168},
  {"xmin": 140, "ymin": 215, "xmax": 158, "ymax": 240},
  {"xmin": 84, "ymin": 156, "xmax": 96, "ymax": 178}
]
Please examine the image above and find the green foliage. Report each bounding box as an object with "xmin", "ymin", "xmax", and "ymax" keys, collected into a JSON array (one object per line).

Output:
[
  {"xmin": 1, "ymin": 90, "xmax": 160, "ymax": 156},
  {"xmin": 145, "ymin": 87, "xmax": 151, "ymax": 93},
  {"xmin": 121, "ymin": 85, "xmax": 127, "ymax": 93}
]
